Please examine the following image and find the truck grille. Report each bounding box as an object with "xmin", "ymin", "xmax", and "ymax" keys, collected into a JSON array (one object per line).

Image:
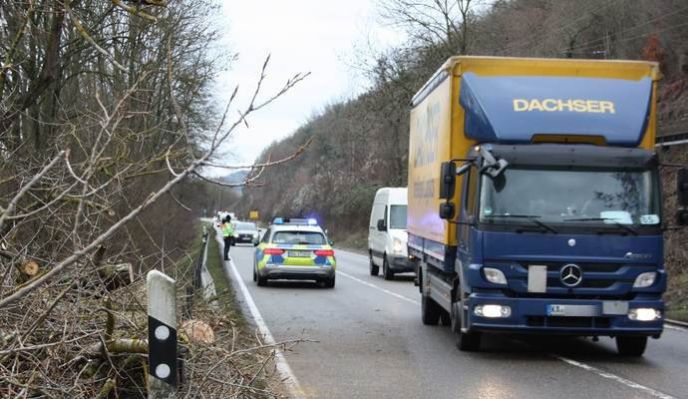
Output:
[
  {"xmin": 527, "ymin": 316, "xmax": 612, "ymax": 329},
  {"xmin": 494, "ymin": 260, "xmax": 658, "ymax": 300}
]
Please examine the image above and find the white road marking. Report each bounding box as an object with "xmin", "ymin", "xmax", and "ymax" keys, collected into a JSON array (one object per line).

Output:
[
  {"xmin": 336, "ymin": 252, "xmax": 679, "ymax": 399},
  {"xmin": 337, "ymin": 270, "xmax": 420, "ymax": 305},
  {"xmin": 213, "ymin": 233, "xmax": 304, "ymax": 399},
  {"xmin": 665, "ymin": 324, "xmax": 688, "ymax": 333},
  {"xmin": 555, "ymin": 356, "xmax": 676, "ymax": 399}
]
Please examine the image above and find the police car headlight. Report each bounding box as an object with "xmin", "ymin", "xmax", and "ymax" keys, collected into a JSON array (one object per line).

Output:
[
  {"xmin": 393, "ymin": 239, "xmax": 404, "ymax": 254},
  {"xmin": 483, "ymin": 267, "xmax": 507, "ymax": 285},
  {"xmin": 633, "ymin": 272, "xmax": 656, "ymax": 288}
]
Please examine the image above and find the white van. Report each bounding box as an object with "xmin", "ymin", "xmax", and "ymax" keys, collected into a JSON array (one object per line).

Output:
[{"xmin": 368, "ymin": 187, "xmax": 413, "ymax": 280}]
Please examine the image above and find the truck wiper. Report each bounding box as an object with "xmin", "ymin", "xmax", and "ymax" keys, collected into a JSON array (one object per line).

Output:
[
  {"xmin": 487, "ymin": 214, "xmax": 558, "ymax": 234},
  {"xmin": 563, "ymin": 217, "xmax": 638, "ymax": 235}
]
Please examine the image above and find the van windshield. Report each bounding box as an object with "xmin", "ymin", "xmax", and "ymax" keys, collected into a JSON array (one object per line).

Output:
[{"xmin": 389, "ymin": 205, "xmax": 407, "ymax": 229}]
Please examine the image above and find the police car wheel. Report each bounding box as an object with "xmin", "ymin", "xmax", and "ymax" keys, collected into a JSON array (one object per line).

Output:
[
  {"xmin": 257, "ymin": 275, "xmax": 267, "ymax": 286},
  {"xmin": 369, "ymin": 252, "xmax": 379, "ymax": 276},
  {"xmin": 324, "ymin": 276, "xmax": 335, "ymax": 288},
  {"xmin": 383, "ymin": 256, "xmax": 394, "ymax": 281},
  {"xmin": 252, "ymin": 268, "xmax": 257, "ymax": 282}
]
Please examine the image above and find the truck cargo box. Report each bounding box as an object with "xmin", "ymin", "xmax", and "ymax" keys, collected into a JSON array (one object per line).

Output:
[{"xmin": 407, "ymin": 56, "xmax": 660, "ymax": 270}]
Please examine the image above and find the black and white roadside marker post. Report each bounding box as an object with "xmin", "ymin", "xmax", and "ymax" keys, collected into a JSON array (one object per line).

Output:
[{"xmin": 147, "ymin": 270, "xmax": 177, "ymax": 398}]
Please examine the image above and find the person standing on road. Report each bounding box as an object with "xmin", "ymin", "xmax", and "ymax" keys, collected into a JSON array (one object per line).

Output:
[{"xmin": 221, "ymin": 215, "xmax": 235, "ymax": 260}]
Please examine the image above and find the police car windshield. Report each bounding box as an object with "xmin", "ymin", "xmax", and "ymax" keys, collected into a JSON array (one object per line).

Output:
[{"xmin": 272, "ymin": 231, "xmax": 326, "ymax": 245}]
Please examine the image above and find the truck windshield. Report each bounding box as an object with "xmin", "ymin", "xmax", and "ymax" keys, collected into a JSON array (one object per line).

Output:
[
  {"xmin": 479, "ymin": 167, "xmax": 661, "ymax": 228},
  {"xmin": 389, "ymin": 205, "xmax": 408, "ymax": 229}
]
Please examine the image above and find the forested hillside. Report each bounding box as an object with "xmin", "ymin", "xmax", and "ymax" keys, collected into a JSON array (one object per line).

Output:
[
  {"xmin": 238, "ymin": 0, "xmax": 688, "ymax": 301},
  {"xmin": 241, "ymin": 0, "xmax": 688, "ymax": 229}
]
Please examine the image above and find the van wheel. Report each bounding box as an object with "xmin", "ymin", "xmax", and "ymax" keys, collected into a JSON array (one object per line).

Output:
[
  {"xmin": 369, "ymin": 252, "xmax": 379, "ymax": 276},
  {"xmin": 383, "ymin": 256, "xmax": 394, "ymax": 280},
  {"xmin": 421, "ymin": 295, "xmax": 442, "ymax": 325},
  {"xmin": 616, "ymin": 336, "xmax": 647, "ymax": 356}
]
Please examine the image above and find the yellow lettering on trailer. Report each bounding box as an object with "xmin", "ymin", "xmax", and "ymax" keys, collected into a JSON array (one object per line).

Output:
[
  {"xmin": 513, "ymin": 99, "xmax": 529, "ymax": 112},
  {"xmin": 513, "ymin": 98, "xmax": 616, "ymax": 114}
]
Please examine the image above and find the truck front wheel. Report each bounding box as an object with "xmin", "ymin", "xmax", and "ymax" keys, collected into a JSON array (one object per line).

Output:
[
  {"xmin": 451, "ymin": 301, "xmax": 481, "ymax": 351},
  {"xmin": 421, "ymin": 295, "xmax": 442, "ymax": 325},
  {"xmin": 616, "ymin": 336, "xmax": 647, "ymax": 356}
]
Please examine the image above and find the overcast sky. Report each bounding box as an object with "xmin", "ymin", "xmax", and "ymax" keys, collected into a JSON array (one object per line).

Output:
[{"xmin": 210, "ymin": 0, "xmax": 405, "ymax": 170}]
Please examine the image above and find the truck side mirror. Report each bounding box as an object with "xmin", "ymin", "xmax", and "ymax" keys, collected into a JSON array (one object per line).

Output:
[
  {"xmin": 678, "ymin": 168, "xmax": 688, "ymax": 207},
  {"xmin": 677, "ymin": 209, "xmax": 688, "ymax": 226},
  {"xmin": 439, "ymin": 202, "xmax": 455, "ymax": 220},
  {"xmin": 377, "ymin": 219, "xmax": 387, "ymax": 231},
  {"xmin": 439, "ymin": 161, "xmax": 456, "ymax": 199}
]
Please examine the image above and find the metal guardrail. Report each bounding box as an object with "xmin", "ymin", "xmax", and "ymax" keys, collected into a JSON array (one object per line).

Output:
[
  {"xmin": 184, "ymin": 227, "xmax": 209, "ymax": 319},
  {"xmin": 657, "ymin": 131, "xmax": 688, "ymax": 147}
]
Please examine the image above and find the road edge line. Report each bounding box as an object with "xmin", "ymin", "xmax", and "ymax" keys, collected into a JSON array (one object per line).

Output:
[
  {"xmin": 554, "ymin": 355, "xmax": 676, "ymax": 399},
  {"xmin": 665, "ymin": 318, "xmax": 688, "ymax": 329},
  {"xmin": 213, "ymin": 232, "xmax": 304, "ymax": 399}
]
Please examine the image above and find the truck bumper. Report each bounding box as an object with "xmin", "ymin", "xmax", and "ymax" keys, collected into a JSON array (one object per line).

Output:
[
  {"xmin": 388, "ymin": 255, "xmax": 416, "ymax": 273},
  {"xmin": 466, "ymin": 294, "xmax": 664, "ymax": 337}
]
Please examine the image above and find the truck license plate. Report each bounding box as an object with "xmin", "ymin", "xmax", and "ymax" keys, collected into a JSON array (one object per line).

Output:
[
  {"xmin": 288, "ymin": 250, "xmax": 311, "ymax": 258},
  {"xmin": 547, "ymin": 304, "xmax": 598, "ymax": 317}
]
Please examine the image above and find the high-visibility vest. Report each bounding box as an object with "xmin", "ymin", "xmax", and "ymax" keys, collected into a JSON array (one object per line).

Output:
[{"xmin": 222, "ymin": 222, "xmax": 234, "ymax": 237}]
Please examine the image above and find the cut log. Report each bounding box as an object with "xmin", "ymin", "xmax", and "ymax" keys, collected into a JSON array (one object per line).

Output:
[
  {"xmin": 181, "ymin": 319, "xmax": 215, "ymax": 344},
  {"xmin": 84, "ymin": 338, "xmax": 148, "ymax": 357},
  {"xmin": 97, "ymin": 263, "xmax": 134, "ymax": 291},
  {"xmin": 21, "ymin": 260, "xmax": 39, "ymax": 277},
  {"xmin": 15, "ymin": 259, "xmax": 41, "ymax": 283}
]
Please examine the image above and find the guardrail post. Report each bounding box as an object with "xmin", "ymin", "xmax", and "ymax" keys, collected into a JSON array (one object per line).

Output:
[{"xmin": 147, "ymin": 270, "xmax": 177, "ymax": 398}]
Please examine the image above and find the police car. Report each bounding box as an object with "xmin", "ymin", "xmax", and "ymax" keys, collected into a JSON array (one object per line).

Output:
[{"xmin": 253, "ymin": 218, "xmax": 336, "ymax": 288}]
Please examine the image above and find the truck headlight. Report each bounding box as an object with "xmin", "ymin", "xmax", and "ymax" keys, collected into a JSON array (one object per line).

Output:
[
  {"xmin": 393, "ymin": 238, "xmax": 404, "ymax": 254},
  {"xmin": 628, "ymin": 308, "xmax": 661, "ymax": 321},
  {"xmin": 483, "ymin": 267, "xmax": 507, "ymax": 285},
  {"xmin": 474, "ymin": 304, "xmax": 511, "ymax": 318},
  {"xmin": 633, "ymin": 272, "xmax": 656, "ymax": 288}
]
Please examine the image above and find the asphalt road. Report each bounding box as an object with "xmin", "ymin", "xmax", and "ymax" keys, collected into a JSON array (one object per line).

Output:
[{"xmin": 222, "ymin": 243, "xmax": 688, "ymax": 399}]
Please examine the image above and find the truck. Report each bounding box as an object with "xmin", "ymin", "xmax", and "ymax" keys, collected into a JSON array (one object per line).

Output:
[{"xmin": 407, "ymin": 56, "xmax": 688, "ymax": 356}]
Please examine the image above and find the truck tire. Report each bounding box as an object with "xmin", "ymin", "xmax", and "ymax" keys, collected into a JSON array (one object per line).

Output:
[
  {"xmin": 616, "ymin": 336, "xmax": 647, "ymax": 356},
  {"xmin": 421, "ymin": 295, "xmax": 442, "ymax": 325},
  {"xmin": 383, "ymin": 255, "xmax": 394, "ymax": 280},
  {"xmin": 369, "ymin": 252, "xmax": 379, "ymax": 276},
  {"xmin": 457, "ymin": 331, "xmax": 481, "ymax": 351},
  {"xmin": 451, "ymin": 296, "xmax": 481, "ymax": 351},
  {"xmin": 440, "ymin": 310, "xmax": 451, "ymax": 326}
]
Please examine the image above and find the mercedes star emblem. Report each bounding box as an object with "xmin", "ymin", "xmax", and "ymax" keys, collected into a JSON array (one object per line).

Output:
[{"xmin": 560, "ymin": 264, "xmax": 583, "ymax": 287}]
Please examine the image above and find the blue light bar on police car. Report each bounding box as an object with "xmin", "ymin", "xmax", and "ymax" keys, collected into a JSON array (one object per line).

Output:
[{"xmin": 272, "ymin": 217, "xmax": 319, "ymax": 226}]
